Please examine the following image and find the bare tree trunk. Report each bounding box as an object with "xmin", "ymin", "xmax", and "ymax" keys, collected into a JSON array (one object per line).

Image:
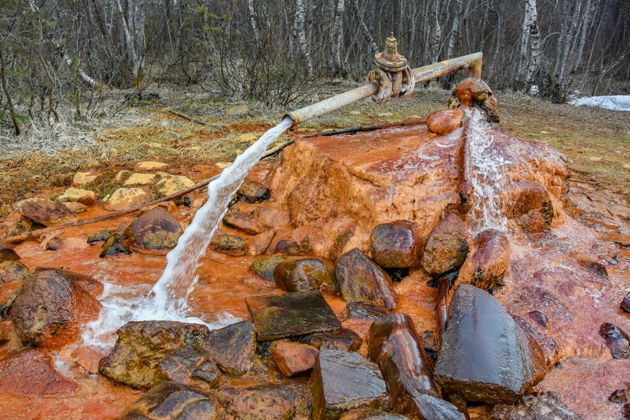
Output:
[
  {"xmin": 115, "ymin": 0, "xmax": 145, "ymax": 81},
  {"xmin": 572, "ymin": 0, "xmax": 596, "ymax": 73},
  {"xmin": 521, "ymin": 0, "xmax": 541, "ymax": 91},
  {"xmin": 352, "ymin": 0, "xmax": 378, "ymax": 55},
  {"xmin": 446, "ymin": 0, "xmax": 463, "ymax": 59},
  {"xmin": 246, "ymin": 0, "xmax": 260, "ymax": 44},
  {"xmin": 0, "ymin": 47, "xmax": 20, "ymax": 135},
  {"xmin": 429, "ymin": 0, "xmax": 442, "ymax": 62},
  {"xmin": 293, "ymin": 0, "xmax": 313, "ymax": 75},
  {"xmin": 331, "ymin": 0, "xmax": 346, "ymax": 76}
]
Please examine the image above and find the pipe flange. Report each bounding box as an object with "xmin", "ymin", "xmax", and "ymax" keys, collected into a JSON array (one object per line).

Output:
[{"xmin": 370, "ymin": 35, "xmax": 415, "ymax": 104}]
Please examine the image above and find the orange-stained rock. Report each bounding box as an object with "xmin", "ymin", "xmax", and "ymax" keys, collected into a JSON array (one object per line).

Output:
[
  {"xmin": 457, "ymin": 228, "xmax": 511, "ymax": 291},
  {"xmin": 0, "ymin": 349, "xmax": 78, "ymax": 395},
  {"xmin": 248, "ymin": 230, "xmax": 275, "ymax": 255},
  {"xmin": 421, "ymin": 213, "xmax": 471, "ymax": 276},
  {"xmin": 9, "ymin": 268, "xmax": 102, "ymax": 349},
  {"xmin": 223, "ymin": 212, "xmax": 264, "ymax": 235},
  {"xmin": 274, "ymin": 257, "xmax": 337, "ymax": 293},
  {"xmin": 124, "ymin": 207, "xmax": 182, "ymax": 253},
  {"xmin": 256, "ymin": 207, "xmax": 291, "ymax": 229},
  {"xmin": 14, "ymin": 198, "xmax": 76, "ymax": 226},
  {"xmin": 449, "ymin": 77, "xmax": 500, "ymax": 122},
  {"xmin": 427, "ymin": 109, "xmax": 464, "ymax": 134},
  {"xmin": 237, "ymin": 179, "xmax": 270, "ymax": 203},
  {"xmin": 0, "ymin": 319, "xmax": 22, "ymax": 357},
  {"xmin": 0, "ymin": 244, "xmax": 20, "ymax": 262},
  {"xmin": 0, "ymin": 260, "xmax": 30, "ymax": 306},
  {"xmin": 271, "ymin": 341, "xmax": 319, "ymax": 377},
  {"xmin": 370, "ymin": 220, "xmax": 422, "ymax": 268},
  {"xmin": 507, "ymin": 180, "xmax": 554, "ymax": 233}
]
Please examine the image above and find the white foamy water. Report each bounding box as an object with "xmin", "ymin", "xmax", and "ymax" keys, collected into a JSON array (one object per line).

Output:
[
  {"xmin": 82, "ymin": 117, "xmax": 293, "ymax": 348},
  {"xmin": 463, "ymin": 109, "xmax": 512, "ymax": 233}
]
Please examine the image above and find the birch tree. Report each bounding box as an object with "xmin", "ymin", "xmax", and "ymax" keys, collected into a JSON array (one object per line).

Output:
[
  {"xmin": 292, "ymin": 0, "xmax": 313, "ymax": 75},
  {"xmin": 330, "ymin": 0, "xmax": 346, "ymax": 76}
]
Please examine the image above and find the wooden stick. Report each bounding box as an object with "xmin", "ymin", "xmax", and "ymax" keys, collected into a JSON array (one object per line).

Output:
[
  {"xmin": 2, "ymin": 139, "xmax": 294, "ymax": 245},
  {"xmin": 167, "ymin": 109, "xmax": 214, "ymax": 127},
  {"xmin": 303, "ymin": 117, "xmax": 426, "ymax": 138}
]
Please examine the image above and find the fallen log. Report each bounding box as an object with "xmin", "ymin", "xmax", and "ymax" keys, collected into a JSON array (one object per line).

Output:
[{"xmin": 167, "ymin": 109, "xmax": 215, "ymax": 127}]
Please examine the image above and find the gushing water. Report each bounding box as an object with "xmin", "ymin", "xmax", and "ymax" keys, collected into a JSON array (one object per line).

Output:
[
  {"xmin": 82, "ymin": 117, "xmax": 293, "ymax": 348},
  {"xmin": 463, "ymin": 109, "xmax": 512, "ymax": 233}
]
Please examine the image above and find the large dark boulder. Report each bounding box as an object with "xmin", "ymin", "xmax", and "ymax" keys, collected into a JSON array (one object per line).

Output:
[
  {"xmin": 370, "ymin": 220, "xmax": 422, "ymax": 268},
  {"xmin": 155, "ymin": 343, "xmax": 220, "ymax": 387},
  {"xmin": 311, "ymin": 348, "xmax": 388, "ymax": 420},
  {"xmin": 457, "ymin": 229, "xmax": 511, "ymax": 291},
  {"xmin": 421, "ymin": 213, "xmax": 471, "ymax": 277},
  {"xmin": 195, "ymin": 320, "xmax": 255, "ymax": 376},
  {"xmin": 99, "ymin": 321, "xmax": 209, "ymax": 388},
  {"xmin": 434, "ymin": 285, "xmax": 546, "ymax": 404},
  {"xmin": 217, "ymin": 382, "xmax": 312, "ymax": 419},
  {"xmin": 274, "ymin": 257, "xmax": 337, "ymax": 293},
  {"xmin": 117, "ymin": 382, "xmax": 223, "ymax": 420},
  {"xmin": 336, "ymin": 248, "xmax": 398, "ymax": 310},
  {"xmin": 9, "ymin": 268, "xmax": 102, "ymax": 349},
  {"xmin": 124, "ymin": 207, "xmax": 182, "ymax": 253},
  {"xmin": 368, "ymin": 313, "xmax": 464, "ymax": 420}
]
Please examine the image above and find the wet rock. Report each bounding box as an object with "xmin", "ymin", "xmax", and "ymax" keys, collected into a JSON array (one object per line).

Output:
[
  {"xmin": 271, "ymin": 341, "xmax": 319, "ymax": 377},
  {"xmin": 427, "ymin": 109, "xmax": 465, "ymax": 134},
  {"xmin": 384, "ymin": 267, "xmax": 409, "ymax": 283},
  {"xmin": 490, "ymin": 392, "xmax": 583, "ymax": 420},
  {"xmin": 248, "ymin": 229, "xmax": 275, "ymax": 255},
  {"xmin": 527, "ymin": 310, "xmax": 548, "ymax": 329},
  {"xmin": 343, "ymin": 302, "xmax": 389, "ymax": 321},
  {"xmin": 87, "ymin": 230, "xmax": 111, "ymax": 243},
  {"xmin": 0, "ymin": 261, "xmax": 28, "ymax": 308},
  {"xmin": 301, "ymin": 328, "xmax": 362, "ymax": 351},
  {"xmin": 58, "ymin": 187, "xmax": 96, "ymax": 205},
  {"xmin": 124, "ymin": 173, "xmax": 158, "ymax": 186},
  {"xmin": 156, "ymin": 344, "xmax": 219, "ymax": 386},
  {"xmin": 368, "ymin": 313, "xmax": 464, "ymax": 420},
  {"xmin": 609, "ymin": 389, "xmax": 627, "ymax": 404},
  {"xmin": 508, "ymin": 181, "xmax": 554, "ymax": 233},
  {"xmin": 421, "ymin": 213, "xmax": 471, "ymax": 277},
  {"xmin": 0, "ymin": 244, "xmax": 20, "ymax": 262},
  {"xmin": 250, "ymin": 255, "xmax": 286, "ymax": 281},
  {"xmin": 155, "ymin": 174, "xmax": 195, "ymax": 196},
  {"xmin": 45, "ymin": 236, "xmax": 63, "ymax": 250},
  {"xmin": 106, "ymin": 188, "xmax": 151, "ymax": 211},
  {"xmin": 512, "ymin": 316, "xmax": 559, "ymax": 364},
  {"xmin": 370, "ymin": 220, "xmax": 422, "ymax": 268},
  {"xmin": 100, "ymin": 233, "xmax": 132, "ymax": 257},
  {"xmin": 73, "ymin": 171, "xmax": 99, "ymax": 186},
  {"xmin": 64, "ymin": 202, "xmax": 88, "ymax": 214},
  {"xmin": 0, "ymin": 349, "xmax": 78, "ymax": 396},
  {"xmin": 434, "ymin": 284, "xmax": 546, "ymax": 404},
  {"xmin": 14, "ymin": 198, "xmax": 76, "ymax": 226},
  {"xmin": 237, "ymin": 179, "xmax": 270, "ymax": 203},
  {"xmin": 223, "ymin": 212, "xmax": 264, "ymax": 234},
  {"xmin": 209, "ymin": 233, "xmax": 248, "ymax": 256},
  {"xmin": 274, "ymin": 257, "xmax": 337, "ymax": 293},
  {"xmin": 256, "ymin": 207, "xmax": 290, "ymax": 229},
  {"xmin": 217, "ymin": 382, "xmax": 312, "ymax": 419},
  {"xmin": 246, "ymin": 291, "xmax": 341, "ymax": 341},
  {"xmin": 99, "ymin": 321, "xmax": 208, "ymax": 388},
  {"xmin": 599, "ymin": 323, "xmax": 629, "ymax": 359},
  {"xmin": 457, "ymin": 228, "xmax": 511, "ymax": 291},
  {"xmin": 195, "ymin": 321, "xmax": 255, "ymax": 376},
  {"xmin": 118, "ymin": 382, "xmax": 222, "ymax": 420},
  {"xmin": 9, "ymin": 268, "xmax": 101, "ymax": 349},
  {"xmin": 275, "ymin": 238, "xmax": 313, "ymax": 256},
  {"xmin": 125, "ymin": 207, "xmax": 182, "ymax": 253},
  {"xmin": 340, "ymin": 408, "xmax": 408, "ymax": 419},
  {"xmin": 335, "ymin": 248, "xmax": 398, "ymax": 310},
  {"xmin": 621, "ymin": 292, "xmax": 630, "ymax": 313},
  {"xmin": 311, "ymin": 348, "xmax": 388, "ymax": 419}
]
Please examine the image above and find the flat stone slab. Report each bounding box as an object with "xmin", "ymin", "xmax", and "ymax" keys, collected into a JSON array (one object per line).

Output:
[{"xmin": 246, "ymin": 291, "xmax": 341, "ymax": 341}]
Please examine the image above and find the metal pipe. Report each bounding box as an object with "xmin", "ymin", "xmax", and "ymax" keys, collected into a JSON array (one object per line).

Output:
[{"xmin": 285, "ymin": 52, "xmax": 482, "ymax": 126}]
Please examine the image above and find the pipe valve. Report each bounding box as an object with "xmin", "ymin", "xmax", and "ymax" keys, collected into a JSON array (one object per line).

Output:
[{"xmin": 369, "ymin": 35, "xmax": 415, "ymax": 104}]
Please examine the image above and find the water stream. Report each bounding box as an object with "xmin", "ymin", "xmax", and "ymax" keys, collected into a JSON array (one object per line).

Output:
[{"xmin": 82, "ymin": 117, "xmax": 293, "ymax": 348}]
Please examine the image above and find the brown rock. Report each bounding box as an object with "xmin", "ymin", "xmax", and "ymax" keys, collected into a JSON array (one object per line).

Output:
[
  {"xmin": 250, "ymin": 255, "xmax": 287, "ymax": 282},
  {"xmin": 209, "ymin": 233, "xmax": 248, "ymax": 256},
  {"xmin": 490, "ymin": 392, "xmax": 583, "ymax": 420},
  {"xmin": 223, "ymin": 212, "xmax": 264, "ymax": 235},
  {"xmin": 370, "ymin": 220, "xmax": 422, "ymax": 268},
  {"xmin": 0, "ymin": 260, "xmax": 30, "ymax": 307},
  {"xmin": 340, "ymin": 409, "xmax": 408, "ymax": 419},
  {"xmin": 99, "ymin": 321, "xmax": 209, "ymax": 388},
  {"xmin": 256, "ymin": 207, "xmax": 290, "ymax": 229},
  {"xmin": 118, "ymin": 382, "xmax": 223, "ymax": 420},
  {"xmin": 0, "ymin": 244, "xmax": 20, "ymax": 262},
  {"xmin": 217, "ymin": 382, "xmax": 312, "ymax": 420},
  {"xmin": 275, "ymin": 238, "xmax": 313, "ymax": 256},
  {"xmin": 0, "ymin": 349, "xmax": 78, "ymax": 396},
  {"xmin": 248, "ymin": 230, "xmax": 275, "ymax": 255},
  {"xmin": 335, "ymin": 248, "xmax": 398, "ymax": 310},
  {"xmin": 427, "ymin": 109, "xmax": 464, "ymax": 134},
  {"xmin": 9, "ymin": 268, "xmax": 102, "ymax": 349},
  {"xmin": 311, "ymin": 348, "xmax": 388, "ymax": 420},
  {"xmin": 301, "ymin": 328, "xmax": 362, "ymax": 351},
  {"xmin": 14, "ymin": 198, "xmax": 76, "ymax": 226},
  {"xmin": 237, "ymin": 179, "xmax": 270, "ymax": 203},
  {"xmin": 343, "ymin": 302, "xmax": 389, "ymax": 321},
  {"xmin": 421, "ymin": 213, "xmax": 471, "ymax": 277},
  {"xmin": 246, "ymin": 291, "xmax": 341, "ymax": 341},
  {"xmin": 599, "ymin": 323, "xmax": 629, "ymax": 359},
  {"xmin": 621, "ymin": 292, "xmax": 630, "ymax": 313},
  {"xmin": 64, "ymin": 201, "xmax": 88, "ymax": 214},
  {"xmin": 434, "ymin": 284, "xmax": 546, "ymax": 404},
  {"xmin": 457, "ymin": 228, "xmax": 511, "ymax": 291},
  {"xmin": 507, "ymin": 181, "xmax": 554, "ymax": 233},
  {"xmin": 195, "ymin": 321, "xmax": 255, "ymax": 376},
  {"xmin": 274, "ymin": 257, "xmax": 337, "ymax": 293},
  {"xmin": 368, "ymin": 313, "xmax": 464, "ymax": 419},
  {"xmin": 271, "ymin": 341, "xmax": 319, "ymax": 377},
  {"xmin": 124, "ymin": 207, "xmax": 182, "ymax": 253},
  {"xmin": 155, "ymin": 343, "xmax": 218, "ymax": 386}
]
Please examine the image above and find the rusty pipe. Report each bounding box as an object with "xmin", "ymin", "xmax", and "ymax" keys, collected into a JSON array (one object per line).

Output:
[{"xmin": 285, "ymin": 52, "xmax": 482, "ymax": 126}]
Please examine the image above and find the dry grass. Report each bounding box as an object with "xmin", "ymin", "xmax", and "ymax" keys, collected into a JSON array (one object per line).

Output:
[{"xmin": 1, "ymin": 86, "xmax": 628, "ymax": 216}]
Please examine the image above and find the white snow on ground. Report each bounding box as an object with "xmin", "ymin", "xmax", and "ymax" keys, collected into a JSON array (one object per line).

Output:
[{"xmin": 569, "ymin": 95, "xmax": 630, "ymax": 111}]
